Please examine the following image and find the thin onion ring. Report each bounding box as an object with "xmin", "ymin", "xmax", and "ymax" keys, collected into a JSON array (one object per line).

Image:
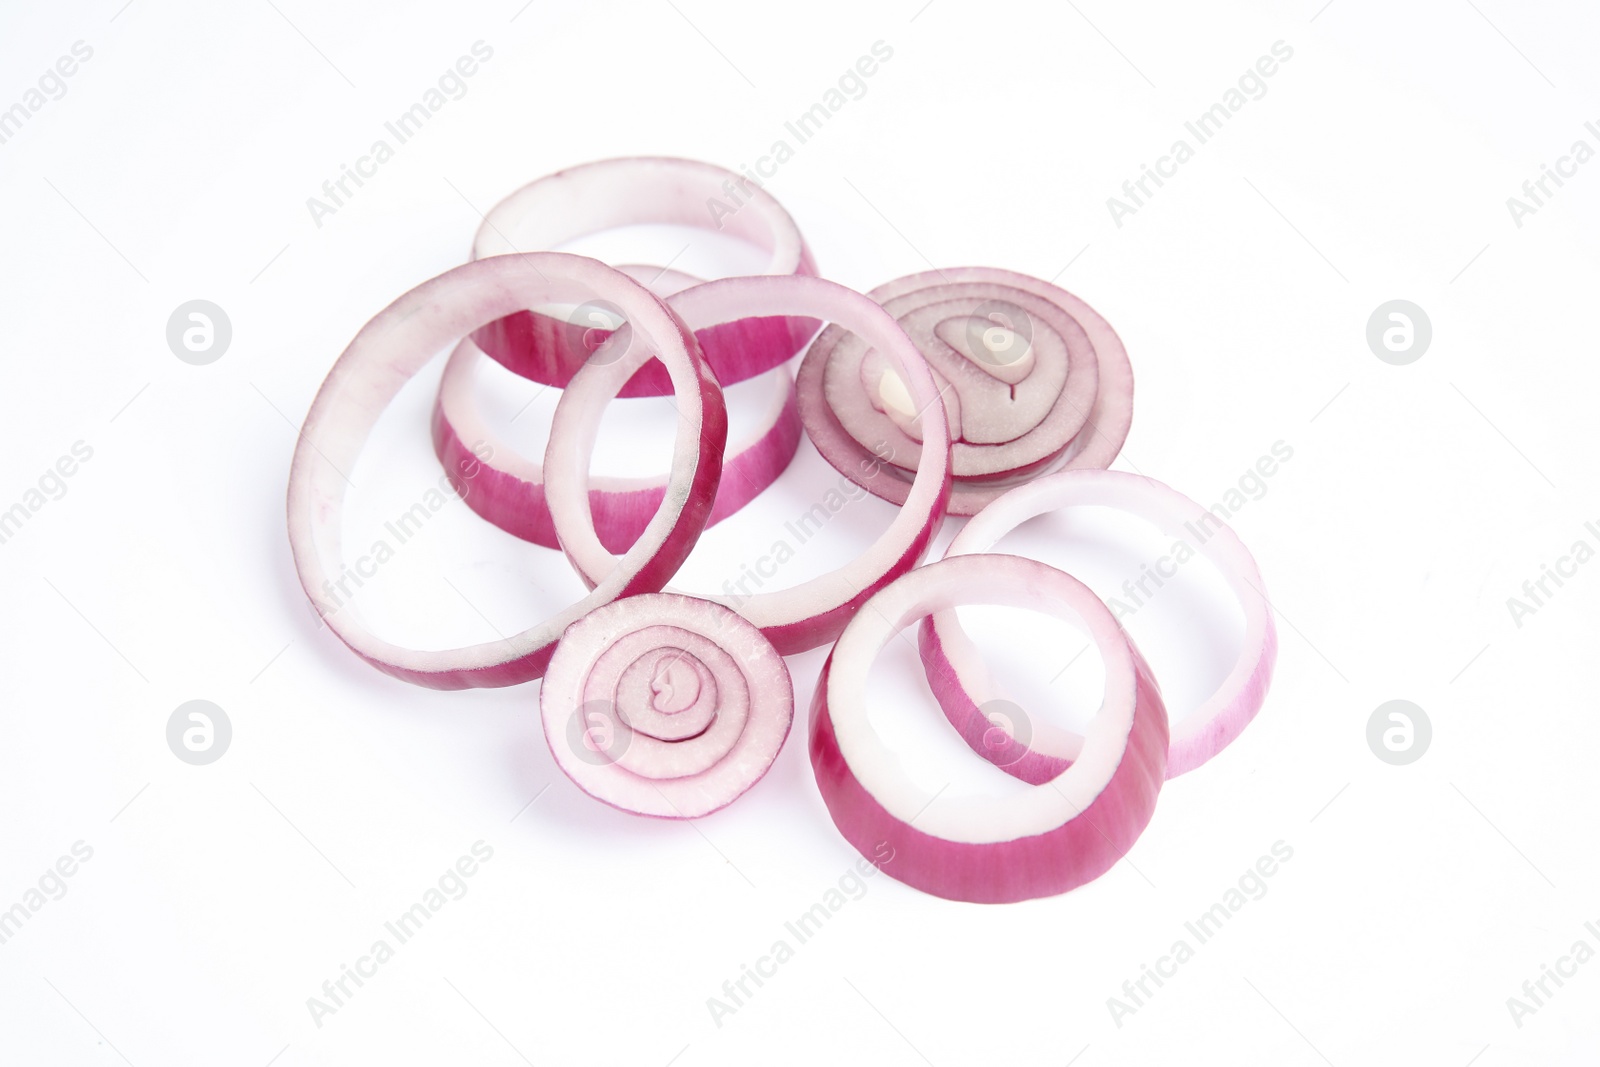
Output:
[
  {"xmin": 286, "ymin": 252, "xmax": 725, "ymax": 690},
  {"xmin": 433, "ymin": 303, "xmax": 801, "ymax": 552},
  {"xmin": 921, "ymin": 469, "xmax": 1276, "ymax": 778},
  {"xmin": 544, "ymin": 274, "xmax": 953, "ymax": 655},
  {"xmin": 810, "ymin": 553, "xmax": 1168, "ymax": 903},
  {"xmin": 471, "ymin": 156, "xmax": 819, "ymax": 396}
]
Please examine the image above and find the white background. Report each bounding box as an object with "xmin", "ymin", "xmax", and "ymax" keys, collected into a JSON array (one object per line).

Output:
[{"xmin": 2, "ymin": 0, "xmax": 1597, "ymax": 1064}]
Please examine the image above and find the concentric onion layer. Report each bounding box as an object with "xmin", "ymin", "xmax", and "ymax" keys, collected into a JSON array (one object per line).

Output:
[
  {"xmin": 469, "ymin": 156, "xmax": 821, "ymax": 396},
  {"xmin": 920, "ymin": 469, "xmax": 1277, "ymax": 778},
  {"xmin": 546, "ymin": 274, "xmax": 953, "ymax": 656},
  {"xmin": 285, "ymin": 252, "xmax": 726, "ymax": 690},
  {"xmin": 541, "ymin": 593, "xmax": 794, "ymax": 818},
  {"xmin": 798, "ymin": 267, "xmax": 1133, "ymax": 516},
  {"xmin": 810, "ymin": 554, "xmax": 1168, "ymax": 904}
]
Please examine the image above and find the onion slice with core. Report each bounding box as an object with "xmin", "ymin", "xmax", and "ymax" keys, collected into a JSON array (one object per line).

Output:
[
  {"xmin": 285, "ymin": 252, "xmax": 726, "ymax": 690},
  {"xmin": 541, "ymin": 593, "xmax": 794, "ymax": 817},
  {"xmin": 798, "ymin": 267, "xmax": 1133, "ymax": 516},
  {"xmin": 920, "ymin": 469, "xmax": 1276, "ymax": 778},
  {"xmin": 545, "ymin": 274, "xmax": 953, "ymax": 655},
  {"xmin": 810, "ymin": 554, "xmax": 1168, "ymax": 903},
  {"xmin": 471, "ymin": 157, "xmax": 820, "ymax": 396}
]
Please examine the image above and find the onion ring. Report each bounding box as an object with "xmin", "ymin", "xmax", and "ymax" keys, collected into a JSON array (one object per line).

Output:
[
  {"xmin": 541, "ymin": 592, "xmax": 793, "ymax": 818},
  {"xmin": 544, "ymin": 274, "xmax": 953, "ymax": 655},
  {"xmin": 432, "ymin": 277, "xmax": 802, "ymax": 553},
  {"xmin": 798, "ymin": 267, "xmax": 1132, "ymax": 516},
  {"xmin": 920, "ymin": 469, "xmax": 1276, "ymax": 778},
  {"xmin": 286, "ymin": 252, "xmax": 725, "ymax": 690},
  {"xmin": 810, "ymin": 554, "xmax": 1168, "ymax": 903},
  {"xmin": 470, "ymin": 156, "xmax": 820, "ymax": 396}
]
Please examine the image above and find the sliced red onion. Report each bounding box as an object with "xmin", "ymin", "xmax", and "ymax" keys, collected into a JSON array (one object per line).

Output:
[
  {"xmin": 433, "ymin": 336, "xmax": 801, "ymax": 553},
  {"xmin": 544, "ymin": 274, "xmax": 953, "ymax": 655},
  {"xmin": 614, "ymin": 263, "xmax": 700, "ymax": 296},
  {"xmin": 432, "ymin": 262, "xmax": 801, "ymax": 553},
  {"xmin": 470, "ymin": 156, "xmax": 820, "ymax": 396},
  {"xmin": 798, "ymin": 267, "xmax": 1133, "ymax": 516},
  {"xmin": 285, "ymin": 252, "xmax": 726, "ymax": 690},
  {"xmin": 920, "ymin": 469, "xmax": 1276, "ymax": 778},
  {"xmin": 810, "ymin": 554, "xmax": 1168, "ymax": 903},
  {"xmin": 541, "ymin": 592, "xmax": 793, "ymax": 818}
]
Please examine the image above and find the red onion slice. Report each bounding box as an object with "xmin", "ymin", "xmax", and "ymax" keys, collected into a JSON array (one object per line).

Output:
[
  {"xmin": 285, "ymin": 253, "xmax": 726, "ymax": 690},
  {"xmin": 470, "ymin": 157, "xmax": 820, "ymax": 396},
  {"xmin": 920, "ymin": 469, "xmax": 1276, "ymax": 778},
  {"xmin": 798, "ymin": 267, "xmax": 1133, "ymax": 516},
  {"xmin": 433, "ymin": 261, "xmax": 800, "ymax": 552},
  {"xmin": 810, "ymin": 554, "xmax": 1168, "ymax": 903},
  {"xmin": 432, "ymin": 337, "xmax": 801, "ymax": 553},
  {"xmin": 541, "ymin": 593, "xmax": 793, "ymax": 817},
  {"xmin": 545, "ymin": 274, "xmax": 953, "ymax": 655}
]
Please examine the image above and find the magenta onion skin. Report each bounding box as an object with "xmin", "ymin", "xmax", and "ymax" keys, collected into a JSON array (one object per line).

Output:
[
  {"xmin": 810, "ymin": 665, "xmax": 1166, "ymax": 903},
  {"xmin": 472, "ymin": 304, "xmax": 820, "ymax": 399},
  {"xmin": 541, "ymin": 592, "xmax": 794, "ymax": 819},
  {"xmin": 916, "ymin": 622, "xmax": 1066, "ymax": 787},
  {"xmin": 572, "ymin": 335, "xmax": 728, "ymax": 608},
  {"xmin": 545, "ymin": 273, "xmax": 953, "ymax": 657},
  {"xmin": 285, "ymin": 252, "xmax": 725, "ymax": 690},
  {"xmin": 755, "ymin": 510, "xmax": 940, "ymax": 657},
  {"xmin": 432, "ymin": 343, "xmax": 801, "ymax": 553},
  {"xmin": 920, "ymin": 469, "xmax": 1277, "ymax": 778},
  {"xmin": 798, "ymin": 267, "xmax": 1133, "ymax": 516},
  {"xmin": 917, "ymin": 619, "xmax": 1173, "ymax": 786},
  {"xmin": 808, "ymin": 554, "xmax": 1168, "ymax": 904},
  {"xmin": 469, "ymin": 156, "xmax": 822, "ymax": 396}
]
